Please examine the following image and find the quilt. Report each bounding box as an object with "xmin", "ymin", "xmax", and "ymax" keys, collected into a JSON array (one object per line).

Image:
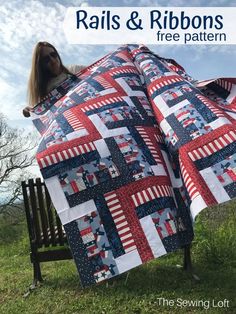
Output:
[{"xmin": 31, "ymin": 44, "xmax": 236, "ymax": 287}]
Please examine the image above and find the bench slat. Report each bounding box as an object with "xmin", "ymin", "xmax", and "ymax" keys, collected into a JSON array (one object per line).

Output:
[
  {"xmin": 45, "ymin": 185, "xmax": 57, "ymax": 246},
  {"xmin": 28, "ymin": 178, "xmax": 41, "ymax": 246},
  {"xmin": 56, "ymin": 214, "xmax": 65, "ymax": 246},
  {"xmin": 36, "ymin": 178, "xmax": 50, "ymax": 247},
  {"xmin": 21, "ymin": 181, "xmax": 36, "ymax": 243}
]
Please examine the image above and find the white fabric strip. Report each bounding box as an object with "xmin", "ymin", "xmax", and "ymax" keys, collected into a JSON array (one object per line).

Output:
[
  {"xmin": 190, "ymin": 194, "xmax": 207, "ymax": 222},
  {"xmin": 115, "ymin": 78, "xmax": 146, "ymax": 97},
  {"xmin": 89, "ymin": 114, "xmax": 129, "ymax": 138},
  {"xmin": 45, "ymin": 176, "xmax": 70, "ymax": 214},
  {"xmin": 151, "ymin": 164, "xmax": 167, "ymax": 176},
  {"xmin": 59, "ymin": 199, "xmax": 97, "ymax": 225},
  {"xmin": 207, "ymin": 117, "xmax": 231, "ymax": 130},
  {"xmin": 115, "ymin": 250, "xmax": 142, "ymax": 274},
  {"xmin": 66, "ymin": 129, "xmax": 88, "ymax": 140},
  {"xmin": 140, "ymin": 215, "xmax": 167, "ymax": 258},
  {"xmin": 200, "ymin": 167, "xmax": 230, "ymax": 204},
  {"xmin": 94, "ymin": 139, "xmax": 111, "ymax": 157}
]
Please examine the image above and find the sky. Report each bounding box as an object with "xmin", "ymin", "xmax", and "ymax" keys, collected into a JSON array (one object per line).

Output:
[{"xmin": 0, "ymin": 0, "xmax": 236, "ymax": 132}]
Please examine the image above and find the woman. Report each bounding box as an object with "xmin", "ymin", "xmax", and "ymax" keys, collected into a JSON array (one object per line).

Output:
[{"xmin": 23, "ymin": 41, "xmax": 85, "ymax": 117}]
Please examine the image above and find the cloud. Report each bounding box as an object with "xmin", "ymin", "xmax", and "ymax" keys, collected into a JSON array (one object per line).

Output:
[
  {"xmin": 110, "ymin": 0, "xmax": 235, "ymax": 6},
  {"xmin": 0, "ymin": 0, "xmax": 91, "ymax": 122},
  {"xmin": 0, "ymin": 77, "xmax": 26, "ymax": 119},
  {"xmin": 0, "ymin": 1, "xmax": 66, "ymax": 50}
]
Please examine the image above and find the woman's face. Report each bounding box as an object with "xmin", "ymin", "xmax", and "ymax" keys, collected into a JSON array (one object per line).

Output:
[{"xmin": 40, "ymin": 46, "xmax": 62, "ymax": 76}]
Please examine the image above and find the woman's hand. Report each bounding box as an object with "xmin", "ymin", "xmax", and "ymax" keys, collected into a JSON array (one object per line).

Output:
[{"xmin": 22, "ymin": 106, "xmax": 32, "ymax": 117}]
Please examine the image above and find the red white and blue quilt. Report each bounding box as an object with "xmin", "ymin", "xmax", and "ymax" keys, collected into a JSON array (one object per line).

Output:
[{"xmin": 31, "ymin": 45, "xmax": 236, "ymax": 287}]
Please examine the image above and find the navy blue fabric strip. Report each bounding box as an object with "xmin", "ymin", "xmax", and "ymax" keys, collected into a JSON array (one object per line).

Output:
[
  {"xmin": 194, "ymin": 141, "xmax": 236, "ymax": 171},
  {"xmin": 94, "ymin": 195, "xmax": 125, "ymax": 259},
  {"xmin": 64, "ymin": 221, "xmax": 96, "ymax": 287},
  {"xmin": 135, "ymin": 196, "xmax": 176, "ymax": 219},
  {"xmin": 41, "ymin": 151, "xmax": 99, "ymax": 179}
]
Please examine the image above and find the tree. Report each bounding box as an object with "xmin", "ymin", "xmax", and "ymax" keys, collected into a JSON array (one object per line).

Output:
[{"xmin": 0, "ymin": 113, "xmax": 37, "ymax": 216}]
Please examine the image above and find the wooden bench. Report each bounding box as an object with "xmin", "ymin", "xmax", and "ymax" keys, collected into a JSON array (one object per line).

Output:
[
  {"xmin": 21, "ymin": 178, "xmax": 73, "ymax": 285},
  {"xmin": 22, "ymin": 177, "xmax": 195, "ymax": 286}
]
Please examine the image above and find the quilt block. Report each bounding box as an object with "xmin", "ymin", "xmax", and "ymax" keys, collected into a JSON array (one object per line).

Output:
[{"xmin": 31, "ymin": 45, "xmax": 236, "ymax": 287}]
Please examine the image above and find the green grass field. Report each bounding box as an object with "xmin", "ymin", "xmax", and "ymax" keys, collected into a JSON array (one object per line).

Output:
[{"xmin": 0, "ymin": 202, "xmax": 235, "ymax": 314}]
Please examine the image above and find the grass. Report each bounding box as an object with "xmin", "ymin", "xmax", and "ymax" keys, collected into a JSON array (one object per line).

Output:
[{"xmin": 0, "ymin": 202, "xmax": 236, "ymax": 314}]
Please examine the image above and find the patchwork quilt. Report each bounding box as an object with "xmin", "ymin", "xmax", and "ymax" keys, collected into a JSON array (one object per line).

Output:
[{"xmin": 31, "ymin": 44, "xmax": 236, "ymax": 287}]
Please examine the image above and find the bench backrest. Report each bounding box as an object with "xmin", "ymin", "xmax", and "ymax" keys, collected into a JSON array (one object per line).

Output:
[{"xmin": 21, "ymin": 178, "xmax": 67, "ymax": 248}]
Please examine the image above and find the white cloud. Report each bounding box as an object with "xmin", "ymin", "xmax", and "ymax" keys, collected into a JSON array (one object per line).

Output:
[
  {"xmin": 63, "ymin": 0, "xmax": 89, "ymax": 6},
  {"xmin": 0, "ymin": 77, "xmax": 26, "ymax": 119},
  {"xmin": 0, "ymin": 0, "xmax": 91, "ymax": 121},
  {"xmin": 116, "ymin": 0, "xmax": 235, "ymax": 6}
]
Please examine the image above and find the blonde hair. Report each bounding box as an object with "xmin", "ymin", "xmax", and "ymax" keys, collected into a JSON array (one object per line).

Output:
[{"xmin": 27, "ymin": 42, "xmax": 71, "ymax": 107}]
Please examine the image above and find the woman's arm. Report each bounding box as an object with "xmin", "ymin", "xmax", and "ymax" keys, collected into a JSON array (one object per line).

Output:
[{"xmin": 68, "ymin": 64, "xmax": 86, "ymax": 74}]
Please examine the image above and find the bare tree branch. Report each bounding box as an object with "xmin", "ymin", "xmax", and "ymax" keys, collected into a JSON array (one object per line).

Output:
[{"xmin": 0, "ymin": 113, "xmax": 37, "ymax": 216}]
